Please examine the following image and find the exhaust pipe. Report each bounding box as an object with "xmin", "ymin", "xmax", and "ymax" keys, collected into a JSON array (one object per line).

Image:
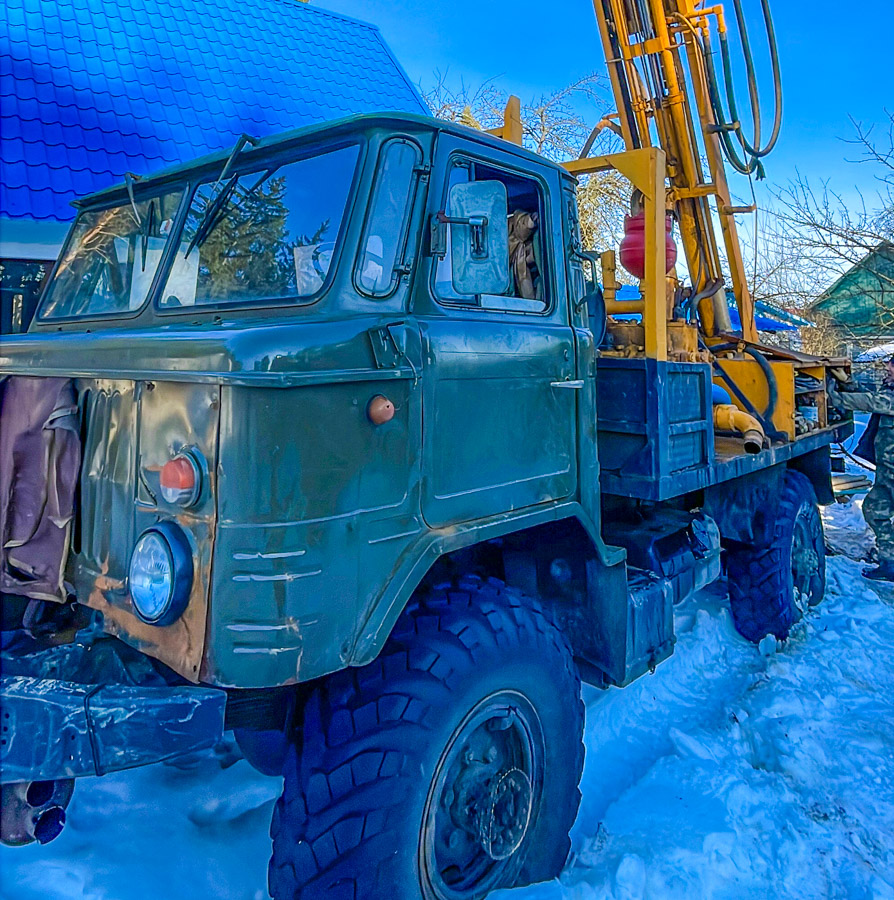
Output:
[{"xmin": 1, "ymin": 779, "xmax": 74, "ymax": 847}]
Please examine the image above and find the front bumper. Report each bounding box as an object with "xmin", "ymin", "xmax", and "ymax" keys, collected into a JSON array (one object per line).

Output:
[{"xmin": 1, "ymin": 633, "xmax": 226, "ymax": 784}]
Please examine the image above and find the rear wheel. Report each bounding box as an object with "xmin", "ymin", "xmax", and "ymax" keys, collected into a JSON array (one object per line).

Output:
[
  {"xmin": 268, "ymin": 575, "xmax": 584, "ymax": 900},
  {"xmin": 726, "ymin": 469, "xmax": 825, "ymax": 642}
]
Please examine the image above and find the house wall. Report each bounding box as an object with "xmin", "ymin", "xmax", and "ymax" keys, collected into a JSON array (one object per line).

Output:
[{"xmin": 0, "ymin": 219, "xmax": 68, "ymax": 333}]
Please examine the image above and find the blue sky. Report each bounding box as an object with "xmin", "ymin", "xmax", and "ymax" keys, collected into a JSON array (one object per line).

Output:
[{"xmin": 319, "ymin": 0, "xmax": 892, "ymax": 207}]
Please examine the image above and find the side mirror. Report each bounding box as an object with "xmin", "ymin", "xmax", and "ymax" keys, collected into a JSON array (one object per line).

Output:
[
  {"xmin": 431, "ymin": 181, "xmax": 510, "ymax": 296},
  {"xmin": 581, "ymin": 285, "xmax": 607, "ymax": 347}
]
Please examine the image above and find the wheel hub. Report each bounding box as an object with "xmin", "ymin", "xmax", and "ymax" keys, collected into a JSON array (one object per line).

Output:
[
  {"xmin": 476, "ymin": 767, "xmax": 533, "ymax": 860},
  {"xmin": 792, "ymin": 516, "xmax": 820, "ymax": 613},
  {"xmin": 448, "ymin": 731, "xmax": 534, "ymax": 861},
  {"xmin": 420, "ymin": 692, "xmax": 543, "ymax": 900}
]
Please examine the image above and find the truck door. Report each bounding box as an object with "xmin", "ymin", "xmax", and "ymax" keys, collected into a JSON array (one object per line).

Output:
[{"xmin": 417, "ymin": 140, "xmax": 578, "ymax": 528}]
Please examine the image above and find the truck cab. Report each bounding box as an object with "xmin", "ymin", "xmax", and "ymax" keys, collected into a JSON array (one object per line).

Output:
[{"xmin": 0, "ymin": 113, "xmax": 848, "ymax": 897}]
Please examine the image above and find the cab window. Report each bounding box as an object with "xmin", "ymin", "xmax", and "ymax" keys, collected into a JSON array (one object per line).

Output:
[
  {"xmin": 434, "ymin": 158, "xmax": 549, "ymax": 313},
  {"xmin": 356, "ymin": 139, "xmax": 421, "ymax": 297},
  {"xmin": 39, "ymin": 189, "xmax": 184, "ymax": 320},
  {"xmin": 157, "ymin": 144, "xmax": 359, "ymax": 310}
]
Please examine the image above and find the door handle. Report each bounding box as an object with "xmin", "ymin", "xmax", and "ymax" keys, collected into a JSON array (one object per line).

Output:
[{"xmin": 550, "ymin": 380, "xmax": 584, "ymax": 390}]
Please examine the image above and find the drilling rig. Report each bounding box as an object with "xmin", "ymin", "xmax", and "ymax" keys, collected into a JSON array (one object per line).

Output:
[
  {"xmin": 560, "ymin": 0, "xmax": 845, "ymax": 447},
  {"xmin": 0, "ymin": 0, "xmax": 852, "ymax": 896}
]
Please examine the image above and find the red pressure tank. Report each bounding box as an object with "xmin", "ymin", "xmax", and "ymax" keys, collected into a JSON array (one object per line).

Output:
[{"xmin": 618, "ymin": 212, "xmax": 677, "ymax": 279}]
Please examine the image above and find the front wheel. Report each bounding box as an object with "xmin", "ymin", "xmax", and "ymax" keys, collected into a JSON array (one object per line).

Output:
[
  {"xmin": 268, "ymin": 575, "xmax": 584, "ymax": 900},
  {"xmin": 726, "ymin": 469, "xmax": 825, "ymax": 642}
]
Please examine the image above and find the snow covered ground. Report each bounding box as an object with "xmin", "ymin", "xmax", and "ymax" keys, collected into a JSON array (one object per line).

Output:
[{"xmin": 5, "ymin": 499, "xmax": 894, "ymax": 900}]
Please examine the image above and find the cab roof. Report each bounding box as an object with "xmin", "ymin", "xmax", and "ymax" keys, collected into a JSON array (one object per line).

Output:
[{"xmin": 76, "ymin": 111, "xmax": 575, "ymax": 208}]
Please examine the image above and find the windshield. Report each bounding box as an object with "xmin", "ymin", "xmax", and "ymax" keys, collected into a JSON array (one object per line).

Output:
[
  {"xmin": 157, "ymin": 144, "xmax": 359, "ymax": 310},
  {"xmin": 39, "ymin": 190, "xmax": 184, "ymax": 320}
]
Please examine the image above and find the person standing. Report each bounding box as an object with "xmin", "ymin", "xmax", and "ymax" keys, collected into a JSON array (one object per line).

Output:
[{"xmin": 829, "ymin": 355, "xmax": 894, "ymax": 581}]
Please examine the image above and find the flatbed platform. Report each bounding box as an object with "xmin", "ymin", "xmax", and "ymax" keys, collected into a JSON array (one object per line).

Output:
[{"xmin": 601, "ymin": 423, "xmax": 853, "ymax": 501}]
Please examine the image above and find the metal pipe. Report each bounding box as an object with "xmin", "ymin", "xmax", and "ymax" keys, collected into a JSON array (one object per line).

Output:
[
  {"xmin": 713, "ymin": 403, "xmax": 764, "ymax": 453},
  {"xmin": 606, "ymin": 299, "xmax": 645, "ymax": 315},
  {"xmin": 1, "ymin": 778, "xmax": 74, "ymax": 847}
]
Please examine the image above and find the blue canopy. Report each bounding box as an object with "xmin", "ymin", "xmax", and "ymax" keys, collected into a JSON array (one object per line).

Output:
[
  {"xmin": 613, "ymin": 285, "xmax": 801, "ymax": 332},
  {"xmin": 728, "ymin": 305, "xmax": 798, "ymax": 333}
]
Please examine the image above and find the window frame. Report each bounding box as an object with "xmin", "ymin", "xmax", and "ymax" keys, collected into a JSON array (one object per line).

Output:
[
  {"xmin": 353, "ymin": 136, "xmax": 423, "ymax": 300},
  {"xmin": 430, "ymin": 152, "xmax": 555, "ymax": 317},
  {"xmin": 153, "ymin": 139, "xmax": 365, "ymax": 317}
]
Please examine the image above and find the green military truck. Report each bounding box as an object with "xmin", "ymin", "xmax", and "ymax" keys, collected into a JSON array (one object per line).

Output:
[{"xmin": 0, "ymin": 113, "xmax": 848, "ymax": 899}]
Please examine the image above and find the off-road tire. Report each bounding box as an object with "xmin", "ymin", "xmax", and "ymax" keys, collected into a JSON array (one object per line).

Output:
[
  {"xmin": 726, "ymin": 469, "xmax": 825, "ymax": 642},
  {"xmin": 268, "ymin": 575, "xmax": 584, "ymax": 900}
]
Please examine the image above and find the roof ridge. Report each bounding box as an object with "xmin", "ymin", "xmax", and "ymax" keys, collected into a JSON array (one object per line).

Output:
[{"xmin": 269, "ymin": 0, "xmax": 380, "ymax": 32}]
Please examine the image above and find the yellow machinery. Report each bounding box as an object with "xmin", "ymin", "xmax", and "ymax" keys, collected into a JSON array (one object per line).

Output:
[
  {"xmin": 489, "ymin": 0, "xmax": 845, "ymax": 446},
  {"xmin": 569, "ymin": 0, "xmax": 772, "ymax": 352}
]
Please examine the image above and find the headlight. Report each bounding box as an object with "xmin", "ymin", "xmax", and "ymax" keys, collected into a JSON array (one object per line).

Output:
[{"xmin": 128, "ymin": 523, "xmax": 193, "ymax": 626}]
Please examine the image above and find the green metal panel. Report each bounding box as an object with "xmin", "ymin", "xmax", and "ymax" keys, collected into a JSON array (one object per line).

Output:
[
  {"xmin": 210, "ymin": 360, "xmax": 422, "ymax": 687},
  {"xmin": 418, "ymin": 318, "xmax": 576, "ymax": 526},
  {"xmin": 417, "ymin": 134, "xmax": 578, "ymax": 527}
]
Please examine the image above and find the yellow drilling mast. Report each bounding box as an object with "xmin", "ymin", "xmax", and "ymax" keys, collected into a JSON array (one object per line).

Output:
[
  {"xmin": 559, "ymin": 0, "xmax": 784, "ymax": 358},
  {"xmin": 482, "ymin": 0, "xmax": 844, "ymax": 440}
]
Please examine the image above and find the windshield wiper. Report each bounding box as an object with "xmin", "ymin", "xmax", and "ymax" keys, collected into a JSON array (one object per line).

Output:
[
  {"xmin": 140, "ymin": 199, "xmax": 156, "ymax": 271},
  {"xmin": 184, "ymin": 167, "xmax": 274, "ymax": 259},
  {"xmin": 184, "ymin": 174, "xmax": 239, "ymax": 259},
  {"xmin": 184, "ymin": 133, "xmax": 258, "ymax": 259}
]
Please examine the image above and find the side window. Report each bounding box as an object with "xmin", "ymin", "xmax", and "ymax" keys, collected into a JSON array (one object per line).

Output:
[
  {"xmin": 356, "ymin": 139, "xmax": 421, "ymax": 297},
  {"xmin": 434, "ymin": 161, "xmax": 471, "ymax": 300},
  {"xmin": 565, "ymin": 188, "xmax": 588, "ymax": 325},
  {"xmin": 434, "ymin": 158, "xmax": 549, "ymax": 313}
]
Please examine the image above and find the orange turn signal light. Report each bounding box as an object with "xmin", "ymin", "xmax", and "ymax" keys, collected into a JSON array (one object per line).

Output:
[{"xmin": 159, "ymin": 454, "xmax": 201, "ymax": 507}]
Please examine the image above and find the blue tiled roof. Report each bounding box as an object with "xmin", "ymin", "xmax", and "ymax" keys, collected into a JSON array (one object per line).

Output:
[{"xmin": 1, "ymin": 0, "xmax": 427, "ymax": 222}]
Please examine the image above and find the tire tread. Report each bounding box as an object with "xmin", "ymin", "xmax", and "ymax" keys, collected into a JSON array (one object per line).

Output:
[
  {"xmin": 726, "ymin": 469, "xmax": 823, "ymax": 642},
  {"xmin": 269, "ymin": 576, "xmax": 583, "ymax": 900}
]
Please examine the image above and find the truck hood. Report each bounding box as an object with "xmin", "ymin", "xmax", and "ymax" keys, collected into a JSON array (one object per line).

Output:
[{"xmin": 0, "ymin": 316, "xmax": 409, "ymax": 388}]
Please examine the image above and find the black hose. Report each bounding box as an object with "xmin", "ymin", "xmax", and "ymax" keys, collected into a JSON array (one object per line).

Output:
[
  {"xmin": 728, "ymin": 0, "xmax": 763, "ymax": 155},
  {"xmin": 711, "ymin": 341, "xmax": 778, "ymax": 421},
  {"xmin": 698, "ymin": 336, "xmax": 779, "ymax": 440},
  {"xmin": 683, "ymin": 277, "xmax": 725, "ymax": 322},
  {"xmin": 698, "ymin": 0, "xmax": 783, "ymax": 176},
  {"xmin": 729, "ymin": 0, "xmax": 782, "ymax": 158},
  {"xmin": 711, "ymin": 362, "xmax": 785, "ymax": 442},
  {"xmin": 835, "ymin": 443, "xmax": 876, "ymax": 473},
  {"xmin": 600, "ymin": 0, "xmax": 641, "ymax": 149},
  {"xmin": 700, "ymin": 30, "xmax": 762, "ymax": 176}
]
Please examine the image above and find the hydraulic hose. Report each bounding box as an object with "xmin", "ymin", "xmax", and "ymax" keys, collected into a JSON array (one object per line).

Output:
[
  {"xmin": 710, "ymin": 341, "xmax": 778, "ymax": 421},
  {"xmin": 711, "ymin": 362, "xmax": 779, "ymax": 440},
  {"xmin": 727, "ymin": 0, "xmax": 782, "ymax": 159},
  {"xmin": 699, "ymin": 34, "xmax": 763, "ymax": 179},
  {"xmin": 701, "ymin": 31, "xmax": 762, "ymax": 176},
  {"xmin": 698, "ymin": 0, "xmax": 783, "ymax": 176},
  {"xmin": 682, "ymin": 277, "xmax": 725, "ymax": 322},
  {"xmin": 709, "ymin": 341, "xmax": 788, "ymax": 443}
]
